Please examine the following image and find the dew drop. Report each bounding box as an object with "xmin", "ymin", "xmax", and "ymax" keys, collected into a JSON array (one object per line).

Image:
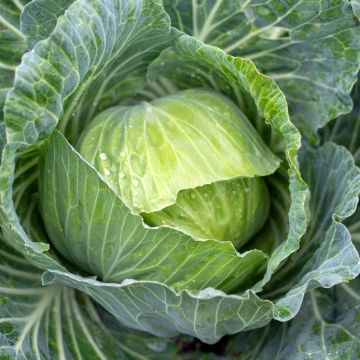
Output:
[
  {"xmin": 99, "ymin": 152, "xmax": 108, "ymax": 160},
  {"xmin": 133, "ymin": 179, "xmax": 139, "ymax": 187},
  {"xmin": 119, "ymin": 172, "xmax": 125, "ymax": 178},
  {"xmin": 104, "ymin": 168, "xmax": 110, "ymax": 176},
  {"xmin": 133, "ymin": 191, "xmax": 139, "ymax": 197},
  {"xmin": 190, "ymin": 193, "xmax": 196, "ymax": 199},
  {"xmin": 120, "ymin": 152, "xmax": 125, "ymax": 158}
]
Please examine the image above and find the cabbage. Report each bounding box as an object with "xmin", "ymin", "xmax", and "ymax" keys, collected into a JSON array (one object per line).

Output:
[{"xmin": 0, "ymin": 0, "xmax": 359, "ymax": 357}]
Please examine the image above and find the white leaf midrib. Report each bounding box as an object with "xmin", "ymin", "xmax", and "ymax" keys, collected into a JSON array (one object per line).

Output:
[{"xmin": 14, "ymin": 286, "xmax": 61, "ymax": 355}]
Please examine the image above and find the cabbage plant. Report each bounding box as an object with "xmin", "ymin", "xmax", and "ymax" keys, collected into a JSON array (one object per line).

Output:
[{"xmin": 1, "ymin": 0, "xmax": 360, "ymax": 358}]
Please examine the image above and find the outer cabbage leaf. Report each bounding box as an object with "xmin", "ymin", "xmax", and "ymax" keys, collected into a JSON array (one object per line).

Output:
[
  {"xmin": 0, "ymin": 0, "xmax": 64, "ymax": 271},
  {"xmin": 0, "ymin": 242, "xmax": 177, "ymax": 359},
  {"xmin": 0, "ymin": 0, "xmax": 27, "ymax": 105},
  {"xmin": 321, "ymin": 76, "xmax": 360, "ymax": 166},
  {"xmin": 5, "ymin": 0, "xmax": 173, "ymax": 146},
  {"xmin": 226, "ymin": 256, "xmax": 360, "ymax": 360},
  {"xmin": 0, "ymin": 0, "xmax": 29, "ymax": 151},
  {"xmin": 20, "ymin": 0, "xmax": 75, "ymax": 49},
  {"xmin": 220, "ymin": 141, "xmax": 360, "ymax": 359},
  {"xmin": 158, "ymin": 0, "xmax": 360, "ymax": 139},
  {"xmin": 263, "ymin": 142, "xmax": 360, "ymax": 299},
  {"xmin": 225, "ymin": 284, "xmax": 360, "ymax": 360}
]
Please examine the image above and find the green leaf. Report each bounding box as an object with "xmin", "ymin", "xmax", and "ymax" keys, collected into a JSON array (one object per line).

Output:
[
  {"xmin": 42, "ymin": 268, "xmax": 275, "ymax": 344},
  {"xmin": 0, "ymin": 242, "xmax": 177, "ymax": 359},
  {"xmin": 227, "ymin": 279, "xmax": 360, "ymax": 360},
  {"xmin": 159, "ymin": 0, "xmax": 360, "ymax": 138},
  {"xmin": 20, "ymin": 0, "xmax": 75, "ymax": 49},
  {"xmin": 0, "ymin": 0, "xmax": 27, "ymax": 126},
  {"xmin": 39, "ymin": 130, "xmax": 267, "ymax": 292},
  {"xmin": 226, "ymin": 283, "xmax": 360, "ymax": 359},
  {"xmin": 5, "ymin": 0, "xmax": 173, "ymax": 146},
  {"xmin": 264, "ymin": 142, "xmax": 360, "ymax": 311},
  {"xmin": 347, "ymin": 205, "xmax": 360, "ymax": 253},
  {"xmin": 0, "ymin": 0, "xmax": 63, "ymax": 275},
  {"xmin": 222, "ymin": 145, "xmax": 360, "ymax": 360},
  {"xmin": 321, "ymin": 77, "xmax": 360, "ymax": 166},
  {"xmin": 306, "ymin": 142, "xmax": 360, "ymax": 221},
  {"xmin": 297, "ymin": 143, "xmax": 360, "ymax": 261},
  {"xmin": 274, "ymin": 221, "xmax": 360, "ymax": 320}
]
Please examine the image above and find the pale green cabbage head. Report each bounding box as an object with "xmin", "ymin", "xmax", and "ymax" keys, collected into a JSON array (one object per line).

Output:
[{"xmin": 76, "ymin": 89, "xmax": 278, "ymax": 250}]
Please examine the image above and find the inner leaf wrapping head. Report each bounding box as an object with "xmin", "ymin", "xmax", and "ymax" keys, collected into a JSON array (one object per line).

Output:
[{"xmin": 78, "ymin": 89, "xmax": 279, "ymax": 248}]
